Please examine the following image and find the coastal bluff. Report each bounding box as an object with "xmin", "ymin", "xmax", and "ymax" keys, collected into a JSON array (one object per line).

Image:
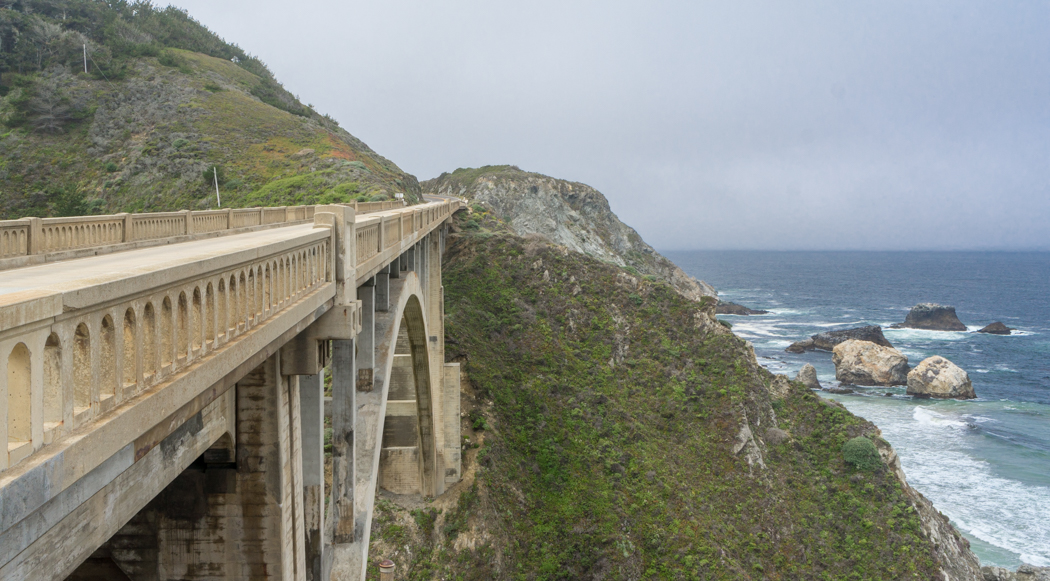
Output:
[{"xmin": 423, "ymin": 166, "xmax": 716, "ymax": 302}]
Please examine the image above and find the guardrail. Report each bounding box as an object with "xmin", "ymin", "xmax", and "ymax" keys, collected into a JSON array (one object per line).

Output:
[
  {"xmin": 0, "ymin": 197, "xmax": 461, "ymax": 473},
  {"xmin": 0, "ymin": 201, "xmax": 407, "ymax": 269}
]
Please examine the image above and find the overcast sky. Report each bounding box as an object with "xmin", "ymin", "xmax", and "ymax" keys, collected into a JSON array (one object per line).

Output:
[{"xmin": 170, "ymin": 1, "xmax": 1049, "ymax": 250}]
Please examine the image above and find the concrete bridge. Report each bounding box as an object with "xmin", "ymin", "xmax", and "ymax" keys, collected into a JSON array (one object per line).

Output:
[{"xmin": 0, "ymin": 198, "xmax": 463, "ymax": 580}]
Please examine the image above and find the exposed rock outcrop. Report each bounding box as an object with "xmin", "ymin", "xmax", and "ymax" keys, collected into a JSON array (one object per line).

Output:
[
  {"xmin": 796, "ymin": 364, "xmax": 822, "ymax": 390},
  {"xmin": 871, "ymin": 438, "xmax": 984, "ymax": 581},
  {"xmin": 786, "ymin": 325, "xmax": 893, "ymax": 353},
  {"xmin": 832, "ymin": 340, "xmax": 910, "ymax": 386},
  {"xmin": 423, "ymin": 166, "xmax": 717, "ymax": 301},
  {"xmin": 907, "ymin": 356, "xmax": 976, "ymax": 399},
  {"xmin": 892, "ymin": 303, "xmax": 968, "ymax": 331},
  {"xmin": 982, "ymin": 564, "xmax": 1050, "ymax": 581},
  {"xmin": 977, "ymin": 322, "xmax": 1013, "ymax": 335},
  {"xmin": 716, "ymin": 301, "xmax": 769, "ymax": 315}
]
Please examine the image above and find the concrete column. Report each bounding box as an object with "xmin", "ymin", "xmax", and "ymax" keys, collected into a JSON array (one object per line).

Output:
[
  {"xmin": 331, "ymin": 340, "xmax": 356, "ymax": 543},
  {"xmin": 404, "ymin": 246, "xmax": 415, "ymax": 273},
  {"xmin": 96, "ymin": 356, "xmax": 306, "ymax": 580},
  {"xmin": 375, "ymin": 266, "xmax": 390, "ymax": 313},
  {"xmin": 389, "ymin": 255, "xmax": 401, "ymax": 279},
  {"xmin": 420, "ymin": 236, "xmax": 429, "ymax": 296},
  {"xmin": 357, "ymin": 281, "xmax": 375, "ymax": 392},
  {"xmin": 299, "ymin": 373, "xmax": 324, "ymax": 580}
]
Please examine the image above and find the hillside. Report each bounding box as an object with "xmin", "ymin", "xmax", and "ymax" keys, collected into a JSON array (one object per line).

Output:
[
  {"xmin": 0, "ymin": 1, "xmax": 417, "ymax": 219},
  {"xmin": 423, "ymin": 166, "xmax": 716, "ymax": 302},
  {"xmin": 365, "ymin": 212, "xmax": 982, "ymax": 580}
]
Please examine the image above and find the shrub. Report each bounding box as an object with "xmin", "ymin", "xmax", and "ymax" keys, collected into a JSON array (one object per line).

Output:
[
  {"xmin": 157, "ymin": 49, "xmax": 190, "ymax": 73},
  {"xmin": 843, "ymin": 436, "xmax": 882, "ymax": 471},
  {"xmin": 104, "ymin": 162, "xmax": 118, "ymax": 173},
  {"xmin": 202, "ymin": 165, "xmax": 226, "ymax": 186}
]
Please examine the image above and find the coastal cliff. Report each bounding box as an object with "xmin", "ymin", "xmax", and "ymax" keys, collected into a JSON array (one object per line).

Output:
[
  {"xmin": 422, "ymin": 166, "xmax": 716, "ymax": 302},
  {"xmin": 365, "ymin": 211, "xmax": 984, "ymax": 580}
]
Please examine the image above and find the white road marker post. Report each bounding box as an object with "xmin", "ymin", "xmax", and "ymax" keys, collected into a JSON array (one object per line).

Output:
[{"xmin": 213, "ymin": 166, "xmax": 221, "ymax": 207}]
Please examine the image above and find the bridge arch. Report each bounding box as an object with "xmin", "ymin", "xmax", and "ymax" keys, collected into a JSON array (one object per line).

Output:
[{"xmin": 370, "ymin": 271, "xmax": 440, "ymax": 499}]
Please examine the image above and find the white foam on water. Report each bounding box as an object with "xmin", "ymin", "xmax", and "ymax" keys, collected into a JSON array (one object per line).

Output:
[
  {"xmin": 729, "ymin": 320, "xmax": 790, "ymax": 338},
  {"xmin": 833, "ymin": 399, "xmax": 1050, "ymax": 567},
  {"xmin": 808, "ymin": 320, "xmax": 868, "ymax": 328},
  {"xmin": 883, "ymin": 327, "xmax": 973, "ymax": 342}
]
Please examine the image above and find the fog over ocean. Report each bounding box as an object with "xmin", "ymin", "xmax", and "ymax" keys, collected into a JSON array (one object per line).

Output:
[{"xmin": 668, "ymin": 250, "xmax": 1050, "ymax": 568}]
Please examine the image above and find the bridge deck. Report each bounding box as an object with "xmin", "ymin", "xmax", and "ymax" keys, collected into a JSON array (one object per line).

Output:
[{"xmin": 0, "ymin": 223, "xmax": 317, "ymax": 300}]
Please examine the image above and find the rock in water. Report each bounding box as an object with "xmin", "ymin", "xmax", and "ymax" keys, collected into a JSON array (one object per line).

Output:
[
  {"xmin": 892, "ymin": 303, "xmax": 967, "ymax": 331},
  {"xmin": 832, "ymin": 340, "xmax": 910, "ymax": 386},
  {"xmin": 786, "ymin": 325, "xmax": 893, "ymax": 353},
  {"xmin": 981, "ymin": 564, "xmax": 1050, "ymax": 581},
  {"xmin": 977, "ymin": 321, "xmax": 1013, "ymax": 335},
  {"xmin": 796, "ymin": 364, "xmax": 822, "ymax": 390},
  {"xmin": 716, "ymin": 301, "xmax": 769, "ymax": 315},
  {"xmin": 906, "ymin": 356, "xmax": 976, "ymax": 399}
]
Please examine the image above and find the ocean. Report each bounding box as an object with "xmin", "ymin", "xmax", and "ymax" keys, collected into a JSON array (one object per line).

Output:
[{"xmin": 665, "ymin": 250, "xmax": 1050, "ymax": 569}]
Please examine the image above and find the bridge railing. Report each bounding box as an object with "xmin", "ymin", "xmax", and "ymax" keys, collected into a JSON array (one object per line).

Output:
[
  {"xmin": 0, "ymin": 197, "xmax": 460, "ymax": 473},
  {"xmin": 0, "ymin": 201, "xmax": 409, "ymax": 270}
]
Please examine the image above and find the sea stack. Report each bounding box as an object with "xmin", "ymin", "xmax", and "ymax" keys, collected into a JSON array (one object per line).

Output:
[
  {"xmin": 795, "ymin": 364, "xmax": 822, "ymax": 390},
  {"xmin": 906, "ymin": 356, "xmax": 976, "ymax": 399},
  {"xmin": 977, "ymin": 322, "xmax": 1012, "ymax": 335},
  {"xmin": 892, "ymin": 303, "xmax": 967, "ymax": 331},
  {"xmin": 832, "ymin": 340, "xmax": 910, "ymax": 386},
  {"xmin": 716, "ymin": 301, "xmax": 770, "ymax": 315},
  {"xmin": 786, "ymin": 325, "xmax": 893, "ymax": 353}
]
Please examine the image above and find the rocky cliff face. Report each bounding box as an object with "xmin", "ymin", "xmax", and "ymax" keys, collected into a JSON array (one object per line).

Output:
[{"xmin": 422, "ymin": 166, "xmax": 716, "ymax": 301}]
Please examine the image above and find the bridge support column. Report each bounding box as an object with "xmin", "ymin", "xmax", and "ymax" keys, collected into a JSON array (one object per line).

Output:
[
  {"xmin": 299, "ymin": 372, "xmax": 325, "ymax": 580},
  {"xmin": 376, "ymin": 266, "xmax": 390, "ymax": 312},
  {"xmin": 331, "ymin": 339, "xmax": 356, "ymax": 544},
  {"xmin": 357, "ymin": 281, "xmax": 375, "ymax": 392}
]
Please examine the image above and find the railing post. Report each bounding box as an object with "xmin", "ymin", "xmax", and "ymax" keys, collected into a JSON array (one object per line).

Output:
[
  {"xmin": 181, "ymin": 210, "xmax": 193, "ymax": 235},
  {"xmin": 120, "ymin": 213, "xmax": 132, "ymax": 242},
  {"xmin": 258, "ymin": 207, "xmax": 265, "ymax": 225},
  {"xmin": 225, "ymin": 208, "xmax": 233, "ymax": 230},
  {"xmin": 26, "ymin": 217, "xmax": 43, "ymax": 255}
]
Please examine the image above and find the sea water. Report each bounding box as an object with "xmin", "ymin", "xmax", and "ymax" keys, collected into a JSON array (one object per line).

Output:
[{"xmin": 666, "ymin": 251, "xmax": 1050, "ymax": 569}]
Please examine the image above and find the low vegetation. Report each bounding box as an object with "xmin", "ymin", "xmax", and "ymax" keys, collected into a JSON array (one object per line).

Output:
[
  {"xmin": 367, "ymin": 213, "xmax": 944, "ymax": 580},
  {"xmin": 0, "ymin": 0, "xmax": 418, "ymax": 218}
]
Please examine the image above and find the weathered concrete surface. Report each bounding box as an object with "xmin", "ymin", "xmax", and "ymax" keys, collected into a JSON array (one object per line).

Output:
[{"xmin": 0, "ymin": 199, "xmax": 461, "ymax": 581}]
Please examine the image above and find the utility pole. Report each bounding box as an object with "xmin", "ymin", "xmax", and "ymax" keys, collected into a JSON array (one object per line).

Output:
[
  {"xmin": 213, "ymin": 167, "xmax": 221, "ymax": 207},
  {"xmin": 83, "ymin": 44, "xmax": 88, "ymax": 74}
]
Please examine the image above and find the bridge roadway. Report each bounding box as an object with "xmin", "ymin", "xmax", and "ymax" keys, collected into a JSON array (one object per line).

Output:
[{"xmin": 0, "ymin": 198, "xmax": 463, "ymax": 580}]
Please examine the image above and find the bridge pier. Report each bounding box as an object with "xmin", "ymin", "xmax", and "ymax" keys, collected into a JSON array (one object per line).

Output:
[
  {"xmin": 299, "ymin": 372, "xmax": 325, "ymax": 581},
  {"xmin": 330, "ymin": 339, "xmax": 356, "ymax": 545}
]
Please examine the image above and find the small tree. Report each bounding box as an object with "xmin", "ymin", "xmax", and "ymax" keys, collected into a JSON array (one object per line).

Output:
[{"xmin": 842, "ymin": 436, "xmax": 882, "ymax": 471}]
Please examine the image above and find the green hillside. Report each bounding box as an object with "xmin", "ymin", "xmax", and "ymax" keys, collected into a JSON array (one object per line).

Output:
[
  {"xmin": 0, "ymin": 0, "xmax": 419, "ymax": 219},
  {"xmin": 362, "ymin": 212, "xmax": 978, "ymax": 580}
]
